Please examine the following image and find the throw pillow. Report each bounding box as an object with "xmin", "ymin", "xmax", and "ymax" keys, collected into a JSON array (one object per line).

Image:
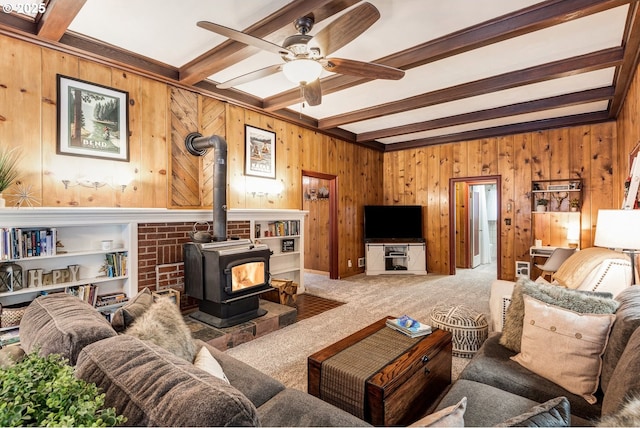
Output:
[
  {"xmin": 495, "ymin": 396, "xmax": 571, "ymax": 427},
  {"xmin": 194, "ymin": 345, "xmax": 230, "ymax": 384},
  {"xmin": 500, "ymin": 277, "xmax": 618, "ymax": 353},
  {"xmin": 512, "ymin": 295, "xmax": 615, "ymax": 404},
  {"xmin": 19, "ymin": 294, "xmax": 117, "ymax": 365},
  {"xmin": 125, "ymin": 297, "xmax": 196, "ymax": 362},
  {"xmin": 111, "ymin": 287, "xmax": 154, "ymax": 333},
  {"xmin": 409, "ymin": 397, "xmax": 466, "ymax": 427},
  {"xmin": 601, "ymin": 327, "xmax": 640, "ymax": 416}
]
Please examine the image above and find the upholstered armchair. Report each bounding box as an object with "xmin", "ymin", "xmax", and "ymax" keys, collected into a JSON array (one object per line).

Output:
[{"xmin": 490, "ymin": 247, "xmax": 634, "ymax": 332}]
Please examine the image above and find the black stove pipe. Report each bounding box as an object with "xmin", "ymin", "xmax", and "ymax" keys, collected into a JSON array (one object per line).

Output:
[{"xmin": 185, "ymin": 133, "xmax": 227, "ymax": 241}]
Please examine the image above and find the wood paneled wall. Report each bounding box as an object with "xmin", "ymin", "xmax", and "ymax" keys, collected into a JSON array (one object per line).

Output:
[
  {"xmin": 0, "ymin": 33, "xmax": 383, "ymax": 278},
  {"xmin": 383, "ymin": 124, "xmax": 619, "ymax": 279}
]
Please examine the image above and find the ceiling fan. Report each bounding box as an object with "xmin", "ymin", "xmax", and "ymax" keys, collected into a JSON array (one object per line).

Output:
[{"xmin": 197, "ymin": 2, "xmax": 405, "ymax": 106}]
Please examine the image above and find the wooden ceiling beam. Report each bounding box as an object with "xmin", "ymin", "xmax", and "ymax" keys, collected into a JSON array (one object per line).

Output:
[
  {"xmin": 609, "ymin": 1, "xmax": 640, "ymax": 117},
  {"xmin": 263, "ymin": 0, "xmax": 633, "ymax": 111},
  {"xmin": 37, "ymin": 0, "xmax": 86, "ymax": 41},
  {"xmin": 179, "ymin": 0, "xmax": 342, "ymax": 85},
  {"xmin": 357, "ymin": 86, "xmax": 615, "ymax": 143},
  {"xmin": 384, "ymin": 111, "xmax": 612, "ymax": 152},
  {"xmin": 318, "ymin": 47, "xmax": 623, "ymax": 129}
]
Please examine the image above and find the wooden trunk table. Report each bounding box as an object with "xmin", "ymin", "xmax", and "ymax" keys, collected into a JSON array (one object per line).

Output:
[{"xmin": 308, "ymin": 316, "xmax": 452, "ymax": 426}]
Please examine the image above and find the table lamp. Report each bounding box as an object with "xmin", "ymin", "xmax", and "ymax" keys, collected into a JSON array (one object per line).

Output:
[{"xmin": 594, "ymin": 209, "xmax": 640, "ymax": 285}]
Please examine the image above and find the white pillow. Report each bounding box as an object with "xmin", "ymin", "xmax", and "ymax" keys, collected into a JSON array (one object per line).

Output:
[
  {"xmin": 409, "ymin": 397, "xmax": 466, "ymax": 427},
  {"xmin": 512, "ymin": 295, "xmax": 615, "ymax": 404},
  {"xmin": 193, "ymin": 346, "xmax": 230, "ymax": 384}
]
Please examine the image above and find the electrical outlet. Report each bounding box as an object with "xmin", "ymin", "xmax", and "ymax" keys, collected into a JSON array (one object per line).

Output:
[
  {"xmin": 347, "ymin": 259, "xmax": 352, "ymax": 268},
  {"xmin": 358, "ymin": 257, "xmax": 365, "ymax": 267}
]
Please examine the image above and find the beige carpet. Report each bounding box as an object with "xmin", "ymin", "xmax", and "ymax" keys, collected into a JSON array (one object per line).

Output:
[{"xmin": 225, "ymin": 266, "xmax": 496, "ymax": 392}]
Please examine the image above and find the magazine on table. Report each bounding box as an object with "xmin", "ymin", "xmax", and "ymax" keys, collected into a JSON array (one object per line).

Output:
[{"xmin": 386, "ymin": 315, "xmax": 432, "ymax": 338}]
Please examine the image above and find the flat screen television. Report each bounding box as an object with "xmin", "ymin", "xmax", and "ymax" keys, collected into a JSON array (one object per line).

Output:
[{"xmin": 364, "ymin": 205, "xmax": 424, "ymax": 241}]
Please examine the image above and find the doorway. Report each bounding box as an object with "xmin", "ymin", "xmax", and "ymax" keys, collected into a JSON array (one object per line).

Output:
[
  {"xmin": 449, "ymin": 176, "xmax": 501, "ymax": 276},
  {"xmin": 302, "ymin": 170, "xmax": 338, "ymax": 279}
]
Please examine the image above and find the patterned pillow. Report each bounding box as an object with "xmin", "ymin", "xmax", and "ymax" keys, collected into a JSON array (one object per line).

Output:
[
  {"xmin": 500, "ymin": 277, "xmax": 618, "ymax": 352},
  {"xmin": 512, "ymin": 296, "xmax": 615, "ymax": 404}
]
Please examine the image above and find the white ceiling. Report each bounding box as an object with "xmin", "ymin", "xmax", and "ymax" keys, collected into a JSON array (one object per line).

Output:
[{"xmin": 3, "ymin": 0, "xmax": 637, "ymax": 150}]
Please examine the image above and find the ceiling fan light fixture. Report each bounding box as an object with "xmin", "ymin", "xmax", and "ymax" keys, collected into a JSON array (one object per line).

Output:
[{"xmin": 282, "ymin": 59, "xmax": 322, "ymax": 85}]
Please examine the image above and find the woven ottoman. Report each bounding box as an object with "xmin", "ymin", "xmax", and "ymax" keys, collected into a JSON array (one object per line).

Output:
[{"xmin": 430, "ymin": 304, "xmax": 488, "ymax": 358}]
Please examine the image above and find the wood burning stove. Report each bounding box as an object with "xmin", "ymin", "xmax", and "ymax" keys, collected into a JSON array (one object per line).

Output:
[{"xmin": 184, "ymin": 239, "xmax": 272, "ymax": 328}]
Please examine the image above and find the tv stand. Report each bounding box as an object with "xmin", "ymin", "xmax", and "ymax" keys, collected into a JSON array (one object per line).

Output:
[{"xmin": 365, "ymin": 242, "xmax": 427, "ymax": 275}]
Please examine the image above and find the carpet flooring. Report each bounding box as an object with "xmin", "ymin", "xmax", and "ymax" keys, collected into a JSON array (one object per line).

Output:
[{"xmin": 225, "ymin": 266, "xmax": 496, "ymax": 392}]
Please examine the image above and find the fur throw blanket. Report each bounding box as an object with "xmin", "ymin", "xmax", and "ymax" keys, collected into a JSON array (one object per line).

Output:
[{"xmin": 598, "ymin": 396, "xmax": 640, "ymax": 427}]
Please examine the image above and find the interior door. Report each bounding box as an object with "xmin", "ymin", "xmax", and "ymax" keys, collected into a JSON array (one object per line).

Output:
[{"xmin": 469, "ymin": 188, "xmax": 481, "ymax": 268}]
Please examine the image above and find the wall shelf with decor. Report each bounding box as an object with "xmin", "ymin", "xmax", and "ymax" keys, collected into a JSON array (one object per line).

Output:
[
  {"xmin": 0, "ymin": 210, "xmax": 139, "ymax": 311},
  {"xmin": 530, "ymin": 179, "xmax": 582, "ymax": 277}
]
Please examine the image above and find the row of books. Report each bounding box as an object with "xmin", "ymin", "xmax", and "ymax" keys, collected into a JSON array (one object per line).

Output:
[
  {"xmin": 0, "ymin": 328, "xmax": 20, "ymax": 348},
  {"xmin": 94, "ymin": 291, "xmax": 129, "ymax": 308},
  {"xmin": 0, "ymin": 227, "xmax": 57, "ymax": 260},
  {"xmin": 265, "ymin": 220, "xmax": 300, "ymax": 237},
  {"xmin": 65, "ymin": 284, "xmax": 98, "ymax": 307},
  {"xmin": 386, "ymin": 315, "xmax": 433, "ymax": 338},
  {"xmin": 105, "ymin": 252, "xmax": 128, "ymax": 277}
]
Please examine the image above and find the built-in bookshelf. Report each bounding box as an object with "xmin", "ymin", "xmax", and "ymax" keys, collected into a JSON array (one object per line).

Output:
[{"xmin": 232, "ymin": 209, "xmax": 307, "ymax": 293}]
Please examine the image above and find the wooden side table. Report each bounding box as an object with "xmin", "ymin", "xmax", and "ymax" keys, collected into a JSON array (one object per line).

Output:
[{"xmin": 308, "ymin": 317, "xmax": 452, "ymax": 426}]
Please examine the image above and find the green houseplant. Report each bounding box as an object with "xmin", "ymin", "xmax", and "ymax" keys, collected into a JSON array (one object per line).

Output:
[
  {"xmin": 536, "ymin": 198, "xmax": 549, "ymax": 212},
  {"xmin": 0, "ymin": 146, "xmax": 21, "ymax": 207},
  {"xmin": 0, "ymin": 352, "xmax": 126, "ymax": 427},
  {"xmin": 570, "ymin": 198, "xmax": 580, "ymax": 211}
]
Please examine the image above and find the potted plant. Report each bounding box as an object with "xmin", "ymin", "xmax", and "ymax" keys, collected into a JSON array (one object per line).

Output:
[
  {"xmin": 0, "ymin": 146, "xmax": 21, "ymax": 208},
  {"xmin": 0, "ymin": 352, "xmax": 126, "ymax": 427},
  {"xmin": 570, "ymin": 198, "xmax": 580, "ymax": 212},
  {"xmin": 536, "ymin": 198, "xmax": 549, "ymax": 212}
]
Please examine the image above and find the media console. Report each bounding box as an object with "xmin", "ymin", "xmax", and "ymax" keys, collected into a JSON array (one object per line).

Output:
[{"xmin": 365, "ymin": 241, "xmax": 427, "ymax": 275}]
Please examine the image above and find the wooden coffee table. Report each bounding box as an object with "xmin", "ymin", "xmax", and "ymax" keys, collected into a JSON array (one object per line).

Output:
[{"xmin": 308, "ymin": 316, "xmax": 452, "ymax": 426}]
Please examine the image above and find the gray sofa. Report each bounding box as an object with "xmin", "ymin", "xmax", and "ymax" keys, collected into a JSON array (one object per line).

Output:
[
  {"xmin": 434, "ymin": 284, "xmax": 640, "ymax": 427},
  {"xmin": 12, "ymin": 293, "xmax": 368, "ymax": 427}
]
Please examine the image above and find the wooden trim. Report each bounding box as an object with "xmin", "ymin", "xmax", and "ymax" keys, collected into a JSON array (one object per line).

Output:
[
  {"xmin": 319, "ymin": 47, "xmax": 623, "ymax": 129},
  {"xmin": 357, "ymin": 87, "xmax": 615, "ymax": 143},
  {"xmin": 264, "ymin": 0, "xmax": 631, "ymax": 111},
  {"xmin": 448, "ymin": 176, "xmax": 502, "ymax": 277},
  {"xmin": 303, "ymin": 170, "xmax": 339, "ymax": 279}
]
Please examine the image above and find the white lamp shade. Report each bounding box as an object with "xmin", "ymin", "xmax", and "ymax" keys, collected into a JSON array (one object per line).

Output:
[
  {"xmin": 566, "ymin": 222, "xmax": 580, "ymax": 242},
  {"xmin": 594, "ymin": 209, "xmax": 640, "ymax": 250},
  {"xmin": 282, "ymin": 59, "xmax": 322, "ymax": 84}
]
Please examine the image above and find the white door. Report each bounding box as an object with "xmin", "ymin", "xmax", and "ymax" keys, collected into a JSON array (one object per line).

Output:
[{"xmin": 469, "ymin": 188, "xmax": 481, "ymax": 268}]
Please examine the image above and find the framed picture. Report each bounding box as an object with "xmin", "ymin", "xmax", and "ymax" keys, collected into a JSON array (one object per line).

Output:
[
  {"xmin": 281, "ymin": 238, "xmax": 295, "ymax": 253},
  {"xmin": 57, "ymin": 75, "xmax": 129, "ymax": 162},
  {"xmin": 245, "ymin": 125, "xmax": 276, "ymax": 178}
]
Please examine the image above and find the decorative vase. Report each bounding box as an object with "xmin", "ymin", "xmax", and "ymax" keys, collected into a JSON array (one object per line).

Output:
[
  {"xmin": 0, "ymin": 193, "xmax": 5, "ymax": 208},
  {"xmin": 536, "ymin": 205, "xmax": 546, "ymax": 212}
]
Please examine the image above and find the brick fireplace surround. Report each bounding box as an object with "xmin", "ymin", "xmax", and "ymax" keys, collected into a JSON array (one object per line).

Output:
[{"xmin": 138, "ymin": 220, "xmax": 251, "ymax": 310}]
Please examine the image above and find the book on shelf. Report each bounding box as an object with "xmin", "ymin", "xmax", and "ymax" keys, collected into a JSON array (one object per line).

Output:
[
  {"xmin": 65, "ymin": 284, "xmax": 98, "ymax": 307},
  {"xmin": 105, "ymin": 251, "xmax": 128, "ymax": 277},
  {"xmin": 0, "ymin": 227, "xmax": 57, "ymax": 260},
  {"xmin": 386, "ymin": 315, "xmax": 432, "ymax": 338},
  {"xmin": 265, "ymin": 220, "xmax": 300, "ymax": 237},
  {"xmin": 95, "ymin": 291, "xmax": 128, "ymax": 308},
  {"xmin": 0, "ymin": 327, "xmax": 20, "ymax": 348}
]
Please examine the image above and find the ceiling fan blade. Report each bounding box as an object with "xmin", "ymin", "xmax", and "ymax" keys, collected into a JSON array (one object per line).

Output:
[
  {"xmin": 323, "ymin": 58, "xmax": 405, "ymax": 80},
  {"xmin": 217, "ymin": 64, "xmax": 283, "ymax": 89},
  {"xmin": 197, "ymin": 21, "xmax": 288, "ymax": 56},
  {"xmin": 303, "ymin": 79, "xmax": 322, "ymax": 106},
  {"xmin": 312, "ymin": 2, "xmax": 380, "ymax": 57}
]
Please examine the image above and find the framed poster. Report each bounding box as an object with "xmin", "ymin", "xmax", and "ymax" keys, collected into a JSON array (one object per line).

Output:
[
  {"xmin": 57, "ymin": 75, "xmax": 129, "ymax": 162},
  {"xmin": 245, "ymin": 125, "xmax": 275, "ymax": 179}
]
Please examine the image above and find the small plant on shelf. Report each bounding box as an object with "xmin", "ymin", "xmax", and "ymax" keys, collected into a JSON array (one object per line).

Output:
[
  {"xmin": 570, "ymin": 198, "xmax": 580, "ymax": 211},
  {"xmin": 536, "ymin": 198, "xmax": 549, "ymax": 211}
]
